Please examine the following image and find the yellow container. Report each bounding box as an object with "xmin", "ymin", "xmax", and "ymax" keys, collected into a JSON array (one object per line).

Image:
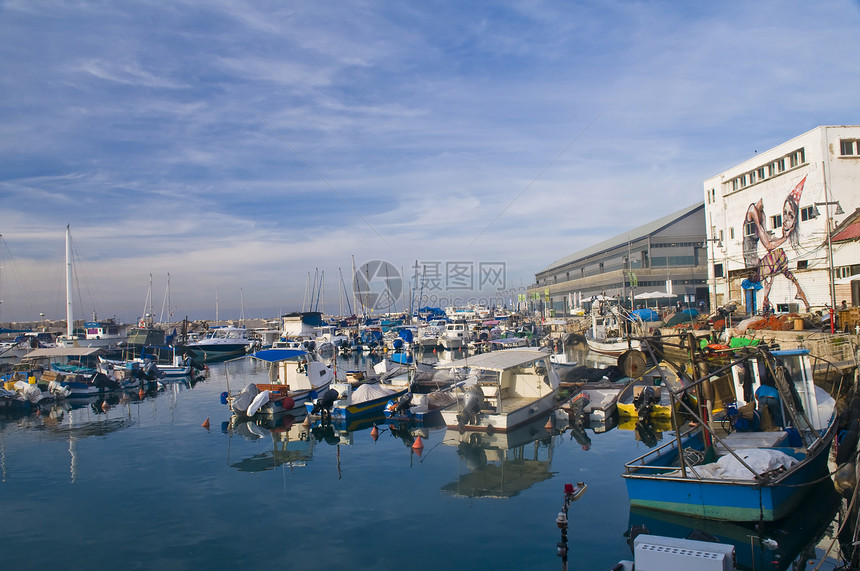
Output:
[
  {"xmin": 4, "ymin": 381, "xmax": 15, "ymax": 391},
  {"xmin": 794, "ymin": 318, "xmax": 804, "ymax": 331},
  {"xmin": 29, "ymin": 376, "xmax": 37, "ymax": 384}
]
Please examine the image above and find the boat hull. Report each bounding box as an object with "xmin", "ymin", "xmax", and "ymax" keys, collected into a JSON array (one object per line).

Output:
[
  {"xmin": 306, "ymin": 388, "xmax": 409, "ymax": 421},
  {"xmin": 623, "ymin": 425, "xmax": 836, "ymax": 522},
  {"xmin": 585, "ymin": 336, "xmax": 641, "ymax": 356},
  {"xmin": 440, "ymin": 390, "xmax": 558, "ymax": 432}
]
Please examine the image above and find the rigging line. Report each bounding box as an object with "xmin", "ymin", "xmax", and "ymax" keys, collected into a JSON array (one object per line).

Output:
[
  {"xmin": 467, "ymin": 111, "xmax": 604, "ymax": 248},
  {"xmin": 255, "ymin": 111, "xmax": 392, "ymax": 249}
]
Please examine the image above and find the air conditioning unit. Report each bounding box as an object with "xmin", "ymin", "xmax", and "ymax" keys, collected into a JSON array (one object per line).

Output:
[{"xmin": 633, "ymin": 535, "xmax": 736, "ymax": 571}]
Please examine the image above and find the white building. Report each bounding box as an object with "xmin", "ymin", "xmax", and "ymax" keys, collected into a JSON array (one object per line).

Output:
[{"xmin": 703, "ymin": 125, "xmax": 860, "ymax": 314}]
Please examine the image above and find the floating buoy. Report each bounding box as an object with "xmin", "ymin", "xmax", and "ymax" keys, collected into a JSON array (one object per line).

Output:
[
  {"xmin": 302, "ymin": 415, "xmax": 312, "ymax": 427},
  {"xmin": 281, "ymin": 396, "xmax": 295, "ymax": 411},
  {"xmin": 545, "ymin": 417, "xmax": 554, "ymax": 431},
  {"xmin": 138, "ymin": 388, "xmax": 146, "ymax": 399},
  {"xmin": 101, "ymin": 401, "xmax": 110, "ymax": 411},
  {"xmin": 371, "ymin": 425, "xmax": 379, "ymax": 441},
  {"xmin": 412, "ymin": 435, "xmax": 424, "ymax": 450},
  {"xmin": 202, "ymin": 417, "xmax": 210, "ymax": 429}
]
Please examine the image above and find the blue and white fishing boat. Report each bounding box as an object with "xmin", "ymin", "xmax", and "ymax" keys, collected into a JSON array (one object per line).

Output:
[
  {"xmin": 306, "ymin": 380, "xmax": 408, "ymax": 421},
  {"xmin": 622, "ymin": 347, "xmax": 841, "ymax": 522},
  {"xmin": 227, "ymin": 348, "xmax": 334, "ymax": 418}
]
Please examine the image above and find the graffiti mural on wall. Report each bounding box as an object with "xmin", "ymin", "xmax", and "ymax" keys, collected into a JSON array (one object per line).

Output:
[{"xmin": 742, "ymin": 174, "xmax": 811, "ymax": 313}]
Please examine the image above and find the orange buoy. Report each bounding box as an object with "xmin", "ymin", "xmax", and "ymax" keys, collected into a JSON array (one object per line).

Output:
[
  {"xmin": 138, "ymin": 389, "xmax": 146, "ymax": 399},
  {"xmin": 101, "ymin": 401, "xmax": 110, "ymax": 411},
  {"xmin": 412, "ymin": 435, "xmax": 424, "ymax": 450},
  {"xmin": 202, "ymin": 417, "xmax": 210, "ymax": 429},
  {"xmin": 545, "ymin": 417, "xmax": 554, "ymax": 431},
  {"xmin": 302, "ymin": 415, "xmax": 312, "ymax": 427},
  {"xmin": 371, "ymin": 425, "xmax": 379, "ymax": 441}
]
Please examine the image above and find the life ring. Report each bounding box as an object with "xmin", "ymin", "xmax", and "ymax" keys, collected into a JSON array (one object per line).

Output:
[{"xmin": 138, "ymin": 320, "xmax": 147, "ymax": 328}]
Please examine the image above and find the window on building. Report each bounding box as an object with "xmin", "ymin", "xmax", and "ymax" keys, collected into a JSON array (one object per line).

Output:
[
  {"xmin": 744, "ymin": 221, "xmax": 756, "ymax": 236},
  {"xmin": 800, "ymin": 206, "xmax": 815, "ymax": 221},
  {"xmin": 789, "ymin": 148, "xmax": 806, "ymax": 168},
  {"xmin": 732, "ymin": 179, "xmax": 738, "ymax": 191},
  {"xmin": 777, "ymin": 158, "xmax": 785, "ymax": 172},
  {"xmin": 730, "ymin": 227, "xmax": 735, "ymax": 239},
  {"xmin": 797, "ymin": 260, "xmax": 808, "ymax": 270},
  {"xmin": 757, "ymin": 167, "xmax": 765, "ymax": 180},
  {"xmin": 599, "ymin": 263, "xmax": 604, "ymax": 273},
  {"xmin": 714, "ymin": 263, "xmax": 724, "ymax": 278},
  {"xmin": 771, "ymin": 214, "xmax": 782, "ymax": 230},
  {"xmin": 768, "ymin": 163, "xmax": 775, "ymax": 176},
  {"xmin": 740, "ymin": 175, "xmax": 747, "ymax": 188},
  {"xmin": 841, "ymin": 139, "xmax": 858, "ymax": 156},
  {"xmin": 749, "ymin": 171, "xmax": 756, "ymax": 184}
]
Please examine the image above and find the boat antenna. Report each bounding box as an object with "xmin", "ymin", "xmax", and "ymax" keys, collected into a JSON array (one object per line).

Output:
[{"xmin": 65, "ymin": 225, "xmax": 74, "ymax": 338}]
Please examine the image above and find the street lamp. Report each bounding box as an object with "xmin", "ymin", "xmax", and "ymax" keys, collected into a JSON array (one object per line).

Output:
[
  {"xmin": 703, "ymin": 237, "xmax": 723, "ymax": 312},
  {"xmin": 813, "ymin": 200, "xmax": 843, "ymax": 333}
]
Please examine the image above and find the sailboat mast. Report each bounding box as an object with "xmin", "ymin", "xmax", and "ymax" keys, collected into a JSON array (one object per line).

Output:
[{"xmin": 65, "ymin": 225, "xmax": 73, "ymax": 337}]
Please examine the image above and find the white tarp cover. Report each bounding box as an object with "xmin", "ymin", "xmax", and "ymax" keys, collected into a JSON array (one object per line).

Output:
[
  {"xmin": 231, "ymin": 383, "xmax": 260, "ymax": 414},
  {"xmin": 352, "ymin": 383, "xmax": 396, "ymax": 404},
  {"xmin": 668, "ymin": 448, "xmax": 797, "ymax": 480},
  {"xmin": 246, "ymin": 390, "xmax": 271, "ymax": 416}
]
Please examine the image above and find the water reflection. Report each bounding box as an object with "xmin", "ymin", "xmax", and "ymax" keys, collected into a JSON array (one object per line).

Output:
[
  {"xmin": 441, "ymin": 414, "xmax": 556, "ymax": 498},
  {"xmin": 624, "ymin": 478, "xmax": 842, "ymax": 570},
  {"xmin": 226, "ymin": 414, "xmax": 315, "ymax": 472}
]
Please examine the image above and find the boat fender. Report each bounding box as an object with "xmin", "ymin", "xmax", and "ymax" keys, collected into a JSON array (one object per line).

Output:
[
  {"xmin": 834, "ymin": 461, "xmax": 856, "ymax": 498},
  {"xmin": 220, "ymin": 391, "xmax": 228, "ymax": 405},
  {"xmin": 280, "ymin": 396, "xmax": 295, "ymax": 411},
  {"xmin": 836, "ymin": 419, "xmax": 860, "ymax": 465}
]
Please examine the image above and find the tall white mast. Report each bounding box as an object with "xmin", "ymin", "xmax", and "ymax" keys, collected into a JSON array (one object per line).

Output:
[{"xmin": 65, "ymin": 225, "xmax": 73, "ymax": 337}]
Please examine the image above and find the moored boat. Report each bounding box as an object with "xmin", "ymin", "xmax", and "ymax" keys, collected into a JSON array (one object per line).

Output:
[
  {"xmin": 226, "ymin": 348, "xmax": 334, "ymax": 418},
  {"xmin": 622, "ymin": 347, "xmax": 842, "ymax": 522},
  {"xmin": 438, "ymin": 349, "xmax": 559, "ymax": 432},
  {"xmin": 185, "ymin": 325, "xmax": 255, "ymax": 362},
  {"xmin": 306, "ymin": 380, "xmax": 408, "ymax": 421}
]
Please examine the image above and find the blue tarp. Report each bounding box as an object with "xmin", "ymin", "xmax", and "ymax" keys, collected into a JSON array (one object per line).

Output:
[
  {"xmin": 251, "ymin": 349, "xmax": 307, "ymax": 362},
  {"xmin": 398, "ymin": 329, "xmax": 414, "ymax": 343},
  {"xmin": 390, "ymin": 352, "xmax": 413, "ymax": 364},
  {"xmin": 630, "ymin": 308, "xmax": 660, "ymax": 322}
]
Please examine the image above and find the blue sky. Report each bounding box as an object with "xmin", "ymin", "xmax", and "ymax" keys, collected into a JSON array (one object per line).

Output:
[{"xmin": 1, "ymin": 0, "xmax": 859, "ymax": 323}]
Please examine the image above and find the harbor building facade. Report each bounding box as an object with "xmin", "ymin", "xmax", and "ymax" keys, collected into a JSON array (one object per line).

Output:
[
  {"xmin": 529, "ymin": 203, "xmax": 708, "ymax": 315},
  {"xmin": 703, "ymin": 125, "xmax": 860, "ymax": 314}
]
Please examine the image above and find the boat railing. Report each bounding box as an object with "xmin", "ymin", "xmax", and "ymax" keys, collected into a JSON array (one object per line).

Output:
[{"xmin": 623, "ymin": 425, "xmax": 698, "ymax": 475}]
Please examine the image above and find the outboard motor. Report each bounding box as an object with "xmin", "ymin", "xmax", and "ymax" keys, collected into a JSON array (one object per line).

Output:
[
  {"xmin": 311, "ymin": 388, "xmax": 339, "ymax": 418},
  {"xmin": 633, "ymin": 386, "xmax": 658, "ymax": 424},
  {"xmin": 456, "ymin": 385, "xmax": 484, "ymax": 427},
  {"xmin": 394, "ymin": 392, "xmax": 413, "ymax": 415}
]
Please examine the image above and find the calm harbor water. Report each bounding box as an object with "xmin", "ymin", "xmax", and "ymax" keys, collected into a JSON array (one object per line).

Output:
[{"xmin": 0, "ymin": 347, "xmax": 844, "ymax": 570}]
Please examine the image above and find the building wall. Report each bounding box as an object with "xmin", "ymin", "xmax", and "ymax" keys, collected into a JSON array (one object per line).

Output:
[
  {"xmin": 529, "ymin": 205, "xmax": 707, "ymax": 313},
  {"xmin": 703, "ymin": 125, "xmax": 860, "ymax": 313}
]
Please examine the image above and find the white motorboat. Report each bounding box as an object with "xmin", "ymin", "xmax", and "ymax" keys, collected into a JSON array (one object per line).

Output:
[
  {"xmin": 438, "ymin": 322, "xmax": 467, "ymax": 350},
  {"xmin": 438, "ymin": 349, "xmax": 559, "ymax": 432},
  {"xmin": 585, "ymin": 305, "xmax": 642, "ymax": 356},
  {"xmin": 185, "ymin": 326, "xmax": 255, "ymax": 362}
]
